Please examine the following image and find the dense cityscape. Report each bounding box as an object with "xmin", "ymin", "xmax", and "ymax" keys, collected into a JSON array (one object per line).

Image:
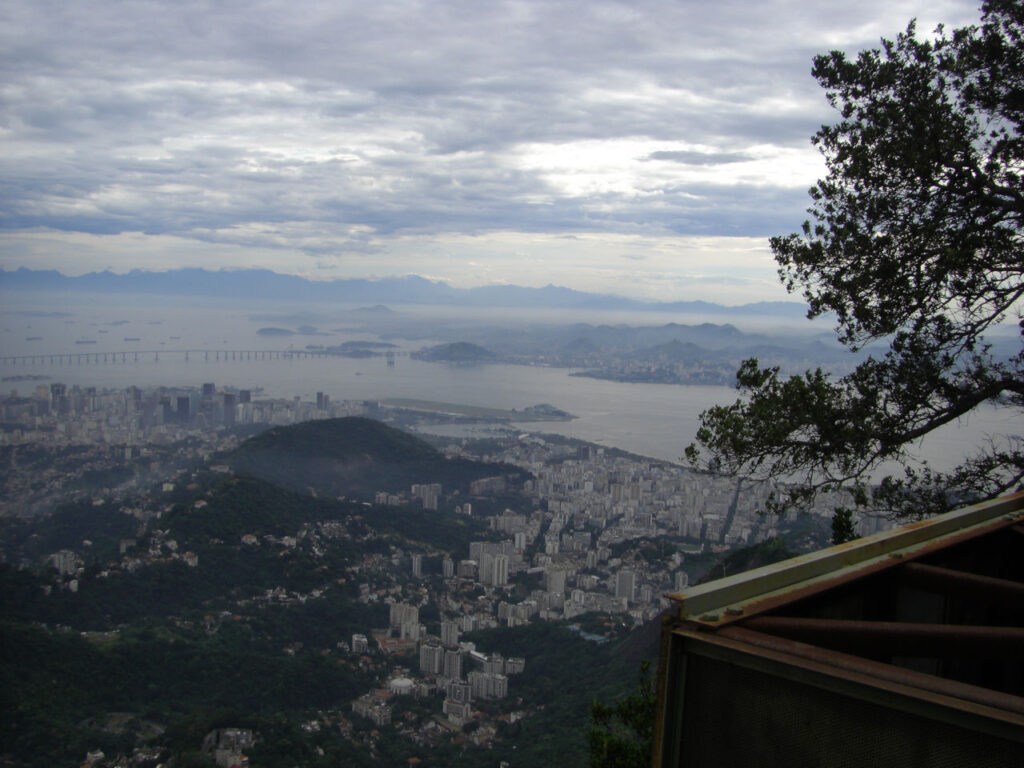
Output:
[{"xmin": 0, "ymin": 378, "xmax": 859, "ymax": 765}]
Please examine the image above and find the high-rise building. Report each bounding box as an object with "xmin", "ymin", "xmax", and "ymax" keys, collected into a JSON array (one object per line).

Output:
[
  {"xmin": 222, "ymin": 393, "xmax": 236, "ymax": 425},
  {"xmin": 616, "ymin": 570, "xmax": 636, "ymax": 603},
  {"xmin": 411, "ymin": 483, "xmax": 441, "ymax": 510},
  {"xmin": 352, "ymin": 634, "xmax": 368, "ymax": 654},
  {"xmin": 469, "ymin": 670, "xmax": 509, "ymax": 700},
  {"xmin": 411, "ymin": 553, "xmax": 423, "ymax": 578},
  {"xmin": 442, "ymin": 556, "xmax": 455, "ymax": 579},
  {"xmin": 492, "ymin": 554, "xmax": 509, "ymax": 587},
  {"xmin": 479, "ymin": 553, "xmax": 494, "ymax": 585},
  {"xmin": 419, "ymin": 640, "xmax": 443, "ymax": 675},
  {"xmin": 443, "ymin": 648, "xmax": 463, "ymax": 681},
  {"xmin": 176, "ymin": 395, "xmax": 191, "ymax": 423},
  {"xmin": 389, "ymin": 602, "xmax": 419, "ymax": 628},
  {"xmin": 441, "ymin": 620, "xmax": 460, "ymax": 648},
  {"xmin": 49, "ymin": 382, "xmax": 66, "ymax": 403}
]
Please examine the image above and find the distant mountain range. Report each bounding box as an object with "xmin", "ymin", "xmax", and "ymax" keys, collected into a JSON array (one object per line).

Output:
[{"xmin": 0, "ymin": 266, "xmax": 808, "ymax": 316}]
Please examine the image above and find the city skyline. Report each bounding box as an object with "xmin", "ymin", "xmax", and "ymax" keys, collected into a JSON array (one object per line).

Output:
[{"xmin": 1, "ymin": 0, "xmax": 981, "ymax": 303}]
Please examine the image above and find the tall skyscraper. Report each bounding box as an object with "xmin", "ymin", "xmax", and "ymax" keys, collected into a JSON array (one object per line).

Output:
[
  {"xmin": 443, "ymin": 648, "xmax": 463, "ymax": 681},
  {"xmin": 479, "ymin": 553, "xmax": 494, "ymax": 585},
  {"xmin": 492, "ymin": 554, "xmax": 509, "ymax": 587},
  {"xmin": 419, "ymin": 640, "xmax": 443, "ymax": 675},
  {"xmin": 441, "ymin": 620, "xmax": 460, "ymax": 648},
  {"xmin": 222, "ymin": 393, "xmax": 236, "ymax": 425},
  {"xmin": 616, "ymin": 570, "xmax": 636, "ymax": 603},
  {"xmin": 176, "ymin": 395, "xmax": 191, "ymax": 423}
]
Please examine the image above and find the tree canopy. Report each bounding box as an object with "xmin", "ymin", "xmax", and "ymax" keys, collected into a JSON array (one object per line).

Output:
[{"xmin": 687, "ymin": 0, "xmax": 1024, "ymax": 524}]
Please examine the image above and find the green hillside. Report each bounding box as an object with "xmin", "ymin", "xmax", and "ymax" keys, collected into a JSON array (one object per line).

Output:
[
  {"xmin": 0, "ymin": 465, "xmax": 646, "ymax": 768},
  {"xmin": 228, "ymin": 416, "xmax": 527, "ymax": 500}
]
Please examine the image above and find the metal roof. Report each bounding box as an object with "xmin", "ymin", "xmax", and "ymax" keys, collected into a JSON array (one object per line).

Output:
[
  {"xmin": 658, "ymin": 491, "xmax": 1024, "ymax": 753},
  {"xmin": 668, "ymin": 491, "xmax": 1024, "ymax": 630}
]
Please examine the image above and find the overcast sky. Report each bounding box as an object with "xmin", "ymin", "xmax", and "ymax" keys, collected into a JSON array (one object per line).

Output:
[{"xmin": 0, "ymin": 0, "xmax": 982, "ymax": 303}]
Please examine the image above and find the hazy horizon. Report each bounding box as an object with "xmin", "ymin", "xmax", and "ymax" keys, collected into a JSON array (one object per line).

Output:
[{"xmin": 0, "ymin": 0, "xmax": 982, "ymax": 304}]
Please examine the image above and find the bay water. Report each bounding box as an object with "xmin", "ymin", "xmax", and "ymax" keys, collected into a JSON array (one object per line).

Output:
[{"xmin": 1, "ymin": 292, "xmax": 1019, "ymax": 471}]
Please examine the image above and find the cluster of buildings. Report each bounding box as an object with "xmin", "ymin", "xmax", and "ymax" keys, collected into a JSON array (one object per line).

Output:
[
  {"xmin": 0, "ymin": 381, "xmax": 365, "ymax": 447},
  {"xmin": 0, "ymin": 381, "xmax": 369, "ymax": 516},
  {"xmin": 331, "ymin": 429, "xmax": 887, "ymax": 735},
  {"xmin": 349, "ymin": 604, "xmax": 526, "ymax": 728},
  {"xmin": 5, "ymin": 378, "xmax": 886, "ymax": 752}
]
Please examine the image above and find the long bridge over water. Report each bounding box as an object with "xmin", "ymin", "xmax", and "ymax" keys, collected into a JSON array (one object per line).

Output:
[{"xmin": 0, "ymin": 349, "xmax": 399, "ymax": 366}]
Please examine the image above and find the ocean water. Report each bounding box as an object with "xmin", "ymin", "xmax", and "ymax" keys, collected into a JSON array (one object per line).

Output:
[{"xmin": 1, "ymin": 292, "xmax": 1020, "ymax": 471}]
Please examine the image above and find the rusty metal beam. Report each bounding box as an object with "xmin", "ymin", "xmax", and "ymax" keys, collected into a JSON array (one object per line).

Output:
[
  {"xmin": 742, "ymin": 616, "xmax": 1024, "ymax": 656},
  {"xmin": 668, "ymin": 492, "xmax": 1024, "ymax": 627},
  {"xmin": 717, "ymin": 624, "xmax": 1024, "ymax": 718},
  {"xmin": 900, "ymin": 562, "xmax": 1024, "ymax": 605}
]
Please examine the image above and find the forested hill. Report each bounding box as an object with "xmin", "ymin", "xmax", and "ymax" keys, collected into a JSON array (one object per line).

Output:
[{"xmin": 227, "ymin": 416, "xmax": 528, "ymax": 499}]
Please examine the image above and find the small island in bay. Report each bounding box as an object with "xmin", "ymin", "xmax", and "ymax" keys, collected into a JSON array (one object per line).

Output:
[{"xmin": 411, "ymin": 341, "xmax": 494, "ymax": 363}]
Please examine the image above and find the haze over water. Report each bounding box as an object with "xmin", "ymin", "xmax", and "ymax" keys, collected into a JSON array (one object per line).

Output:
[{"xmin": 2, "ymin": 293, "xmax": 1019, "ymax": 473}]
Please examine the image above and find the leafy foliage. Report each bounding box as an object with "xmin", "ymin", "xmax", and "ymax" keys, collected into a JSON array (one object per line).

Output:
[
  {"xmin": 688, "ymin": 1, "xmax": 1024, "ymax": 521},
  {"xmin": 0, "ymin": 498, "xmax": 139, "ymax": 565},
  {"xmin": 589, "ymin": 661, "xmax": 656, "ymax": 768}
]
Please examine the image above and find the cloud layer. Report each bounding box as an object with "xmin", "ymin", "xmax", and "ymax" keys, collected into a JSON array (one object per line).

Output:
[{"xmin": 0, "ymin": 0, "xmax": 981, "ymax": 300}]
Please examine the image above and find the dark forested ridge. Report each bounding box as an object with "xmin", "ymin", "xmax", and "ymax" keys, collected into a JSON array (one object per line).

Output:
[{"xmin": 228, "ymin": 416, "xmax": 529, "ymax": 500}]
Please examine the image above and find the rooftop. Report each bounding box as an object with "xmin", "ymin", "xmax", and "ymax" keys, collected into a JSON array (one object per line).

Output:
[{"xmin": 656, "ymin": 492, "xmax": 1024, "ymax": 767}]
